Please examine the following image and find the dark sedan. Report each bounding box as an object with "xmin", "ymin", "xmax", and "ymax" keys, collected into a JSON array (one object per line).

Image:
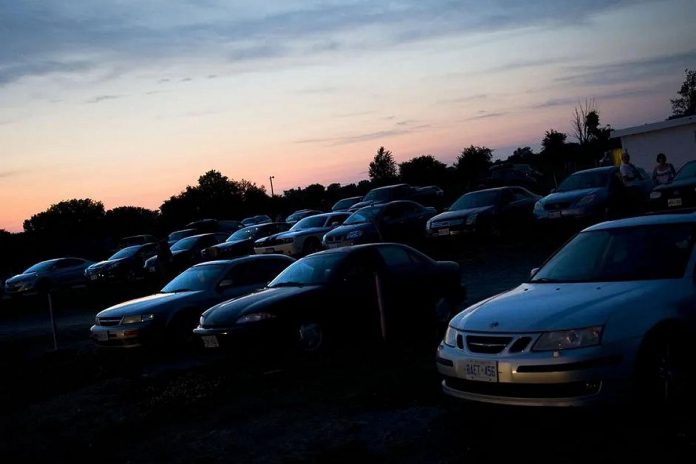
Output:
[
  {"xmin": 145, "ymin": 233, "xmax": 228, "ymax": 276},
  {"xmin": 649, "ymin": 160, "xmax": 696, "ymax": 211},
  {"xmin": 201, "ymin": 223, "xmax": 291, "ymax": 260},
  {"xmin": 194, "ymin": 243, "xmax": 462, "ymax": 352},
  {"xmin": 331, "ymin": 196, "xmax": 363, "ymax": 212},
  {"xmin": 91, "ymin": 255, "xmax": 295, "ymax": 348},
  {"xmin": 167, "ymin": 228, "xmax": 198, "ymax": 246},
  {"xmin": 285, "ymin": 209, "xmax": 322, "ymax": 224},
  {"xmin": 241, "ymin": 215, "xmax": 272, "ymax": 226},
  {"xmin": 4, "ymin": 258, "xmax": 93, "ymax": 296},
  {"xmin": 533, "ymin": 166, "xmax": 653, "ymax": 223},
  {"xmin": 427, "ymin": 187, "xmax": 540, "ymax": 238},
  {"xmin": 323, "ymin": 200, "xmax": 436, "ymax": 249},
  {"xmin": 85, "ymin": 243, "xmax": 158, "ymax": 283}
]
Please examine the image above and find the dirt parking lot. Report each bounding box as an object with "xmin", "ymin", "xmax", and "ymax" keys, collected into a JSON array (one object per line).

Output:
[{"xmin": 1, "ymin": 240, "xmax": 695, "ymax": 463}]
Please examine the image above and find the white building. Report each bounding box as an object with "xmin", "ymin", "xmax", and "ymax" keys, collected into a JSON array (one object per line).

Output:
[{"xmin": 611, "ymin": 115, "xmax": 696, "ymax": 171}]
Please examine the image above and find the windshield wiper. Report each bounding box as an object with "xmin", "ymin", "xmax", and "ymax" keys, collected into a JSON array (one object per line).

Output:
[
  {"xmin": 270, "ymin": 282, "xmax": 306, "ymax": 288},
  {"xmin": 530, "ymin": 278, "xmax": 562, "ymax": 283}
]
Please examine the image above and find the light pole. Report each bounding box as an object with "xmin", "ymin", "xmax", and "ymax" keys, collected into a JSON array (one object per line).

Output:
[{"xmin": 269, "ymin": 176, "xmax": 275, "ymax": 196}]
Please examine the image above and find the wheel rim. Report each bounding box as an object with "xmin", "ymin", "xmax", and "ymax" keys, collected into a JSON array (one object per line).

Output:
[{"xmin": 297, "ymin": 322, "xmax": 323, "ymax": 352}]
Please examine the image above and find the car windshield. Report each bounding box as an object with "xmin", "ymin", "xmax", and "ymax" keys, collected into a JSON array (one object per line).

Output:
[
  {"xmin": 290, "ymin": 215, "xmax": 325, "ymax": 231},
  {"xmin": 450, "ymin": 191, "xmax": 499, "ymax": 210},
  {"xmin": 24, "ymin": 260, "xmax": 56, "ymax": 273},
  {"xmin": 674, "ymin": 161, "xmax": 696, "ymax": 181},
  {"xmin": 161, "ymin": 265, "xmax": 224, "ymax": 292},
  {"xmin": 268, "ymin": 253, "xmax": 344, "ymax": 287},
  {"xmin": 364, "ymin": 188, "xmax": 397, "ymax": 202},
  {"xmin": 170, "ymin": 236, "xmax": 200, "ymax": 251},
  {"xmin": 557, "ymin": 171, "xmax": 610, "ymax": 192},
  {"xmin": 168, "ymin": 230, "xmax": 195, "ymax": 241},
  {"xmin": 108, "ymin": 245, "xmax": 140, "ymax": 260},
  {"xmin": 344, "ymin": 206, "xmax": 382, "ymax": 225},
  {"xmin": 531, "ymin": 224, "xmax": 694, "ymax": 283},
  {"xmin": 228, "ymin": 226, "xmax": 260, "ymax": 241},
  {"xmin": 334, "ymin": 198, "xmax": 359, "ymax": 209}
]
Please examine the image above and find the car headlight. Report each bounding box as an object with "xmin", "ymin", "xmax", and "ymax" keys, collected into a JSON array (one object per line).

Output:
[
  {"xmin": 444, "ymin": 326, "xmax": 458, "ymax": 347},
  {"xmin": 282, "ymin": 237, "xmax": 294, "ymax": 244},
  {"xmin": 533, "ymin": 326, "xmax": 602, "ymax": 351},
  {"xmin": 575, "ymin": 194, "xmax": 597, "ymax": 207},
  {"xmin": 465, "ymin": 213, "xmax": 478, "ymax": 225},
  {"xmin": 236, "ymin": 312, "xmax": 277, "ymax": 324},
  {"xmin": 346, "ymin": 230, "xmax": 363, "ymax": 240},
  {"xmin": 120, "ymin": 314, "xmax": 156, "ymax": 324},
  {"xmin": 533, "ymin": 200, "xmax": 544, "ymax": 212},
  {"xmin": 649, "ymin": 191, "xmax": 662, "ymax": 199}
]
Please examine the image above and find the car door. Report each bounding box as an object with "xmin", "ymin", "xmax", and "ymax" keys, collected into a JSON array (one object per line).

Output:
[
  {"xmin": 499, "ymin": 188, "xmax": 537, "ymax": 228},
  {"xmin": 53, "ymin": 259, "xmax": 86, "ymax": 286},
  {"xmin": 216, "ymin": 262, "xmax": 270, "ymax": 300}
]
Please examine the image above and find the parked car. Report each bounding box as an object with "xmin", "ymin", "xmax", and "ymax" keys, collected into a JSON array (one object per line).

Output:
[
  {"xmin": 436, "ymin": 213, "xmax": 696, "ymax": 407},
  {"xmin": 323, "ymin": 200, "xmax": 436, "ymax": 249},
  {"xmin": 241, "ymin": 215, "xmax": 273, "ymax": 227},
  {"xmin": 186, "ymin": 218, "xmax": 243, "ymax": 233},
  {"xmin": 91, "ymin": 255, "xmax": 295, "ymax": 348},
  {"xmin": 194, "ymin": 243, "xmax": 462, "ymax": 351},
  {"xmin": 331, "ymin": 196, "xmax": 363, "ymax": 212},
  {"xmin": 479, "ymin": 163, "xmax": 544, "ymax": 194},
  {"xmin": 285, "ymin": 209, "xmax": 322, "ymax": 225},
  {"xmin": 348, "ymin": 184, "xmax": 443, "ymax": 212},
  {"xmin": 254, "ymin": 212, "xmax": 350, "ymax": 257},
  {"xmin": 201, "ymin": 223, "xmax": 291, "ymax": 260},
  {"xmin": 649, "ymin": 160, "xmax": 696, "ymax": 211},
  {"xmin": 117, "ymin": 234, "xmax": 158, "ymax": 249},
  {"xmin": 533, "ymin": 166, "xmax": 652, "ymax": 223},
  {"xmin": 426, "ymin": 187, "xmax": 540, "ymax": 239},
  {"xmin": 167, "ymin": 228, "xmax": 198, "ymax": 246},
  {"xmin": 85, "ymin": 243, "xmax": 159, "ymax": 283},
  {"xmin": 4, "ymin": 258, "xmax": 93, "ymax": 295},
  {"xmin": 145, "ymin": 233, "xmax": 228, "ymax": 275}
]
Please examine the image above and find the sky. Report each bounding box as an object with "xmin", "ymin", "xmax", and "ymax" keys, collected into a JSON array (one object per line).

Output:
[{"xmin": 1, "ymin": 0, "xmax": 695, "ymax": 232}]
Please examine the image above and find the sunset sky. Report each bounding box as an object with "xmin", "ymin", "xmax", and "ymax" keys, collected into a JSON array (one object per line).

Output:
[{"xmin": 1, "ymin": 0, "xmax": 695, "ymax": 232}]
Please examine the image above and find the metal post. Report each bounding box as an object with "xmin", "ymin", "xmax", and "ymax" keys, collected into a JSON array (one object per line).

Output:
[
  {"xmin": 269, "ymin": 176, "xmax": 275, "ymax": 196},
  {"xmin": 374, "ymin": 273, "xmax": 387, "ymax": 342},
  {"xmin": 47, "ymin": 292, "xmax": 58, "ymax": 351}
]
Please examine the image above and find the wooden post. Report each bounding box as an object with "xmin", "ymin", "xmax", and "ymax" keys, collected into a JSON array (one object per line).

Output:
[{"xmin": 47, "ymin": 292, "xmax": 58, "ymax": 351}]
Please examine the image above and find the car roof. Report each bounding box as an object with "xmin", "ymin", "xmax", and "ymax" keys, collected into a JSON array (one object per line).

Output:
[
  {"xmin": 306, "ymin": 242, "xmax": 418, "ymax": 258},
  {"xmin": 584, "ymin": 213, "xmax": 696, "ymax": 232},
  {"xmin": 569, "ymin": 166, "xmax": 617, "ymax": 175}
]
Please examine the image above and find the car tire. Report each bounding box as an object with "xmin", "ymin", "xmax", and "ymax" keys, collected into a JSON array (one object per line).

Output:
[
  {"xmin": 296, "ymin": 321, "xmax": 324, "ymax": 353},
  {"xmin": 636, "ymin": 331, "xmax": 690, "ymax": 409}
]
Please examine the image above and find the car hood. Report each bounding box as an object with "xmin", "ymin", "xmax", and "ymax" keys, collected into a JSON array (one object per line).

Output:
[
  {"xmin": 216, "ymin": 238, "xmax": 253, "ymax": 249},
  {"xmin": 540, "ymin": 187, "xmax": 604, "ymax": 204},
  {"xmin": 201, "ymin": 285, "xmax": 323, "ymax": 327},
  {"xmin": 88, "ymin": 258, "xmax": 127, "ymax": 270},
  {"xmin": 96, "ymin": 291, "xmax": 206, "ymax": 318},
  {"xmin": 653, "ymin": 177, "xmax": 696, "ymax": 191},
  {"xmin": 5, "ymin": 273, "xmax": 39, "ymax": 284},
  {"xmin": 430, "ymin": 206, "xmax": 494, "ymax": 222},
  {"xmin": 324, "ymin": 223, "xmax": 373, "ymax": 238},
  {"xmin": 450, "ymin": 281, "xmax": 668, "ymax": 332},
  {"xmin": 278, "ymin": 227, "xmax": 329, "ymax": 239}
]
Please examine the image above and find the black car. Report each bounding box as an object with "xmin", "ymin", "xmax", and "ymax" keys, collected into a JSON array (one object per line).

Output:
[
  {"xmin": 85, "ymin": 243, "xmax": 159, "ymax": 283},
  {"xmin": 649, "ymin": 160, "xmax": 696, "ymax": 211},
  {"xmin": 186, "ymin": 218, "xmax": 243, "ymax": 234},
  {"xmin": 194, "ymin": 243, "xmax": 462, "ymax": 351},
  {"xmin": 90, "ymin": 255, "xmax": 295, "ymax": 348},
  {"xmin": 285, "ymin": 209, "xmax": 322, "ymax": 225},
  {"xmin": 167, "ymin": 228, "xmax": 198, "ymax": 246},
  {"xmin": 145, "ymin": 233, "xmax": 228, "ymax": 275},
  {"xmin": 4, "ymin": 258, "xmax": 94, "ymax": 296},
  {"xmin": 331, "ymin": 196, "xmax": 363, "ymax": 212},
  {"xmin": 117, "ymin": 234, "xmax": 158, "ymax": 249},
  {"xmin": 426, "ymin": 187, "xmax": 540, "ymax": 238},
  {"xmin": 348, "ymin": 183, "xmax": 443, "ymax": 212},
  {"xmin": 241, "ymin": 215, "xmax": 273, "ymax": 226},
  {"xmin": 478, "ymin": 163, "xmax": 544, "ymax": 194},
  {"xmin": 200, "ymin": 223, "xmax": 291, "ymax": 260},
  {"xmin": 323, "ymin": 200, "xmax": 436, "ymax": 249}
]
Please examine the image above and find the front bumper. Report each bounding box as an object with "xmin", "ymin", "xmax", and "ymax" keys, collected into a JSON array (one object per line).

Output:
[
  {"xmin": 90, "ymin": 321, "xmax": 159, "ymax": 348},
  {"xmin": 436, "ymin": 341, "xmax": 628, "ymax": 407},
  {"xmin": 254, "ymin": 243, "xmax": 297, "ymax": 257},
  {"xmin": 193, "ymin": 322, "xmax": 287, "ymax": 350}
]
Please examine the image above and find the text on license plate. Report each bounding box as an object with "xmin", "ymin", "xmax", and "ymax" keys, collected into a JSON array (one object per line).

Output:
[
  {"xmin": 668, "ymin": 198, "xmax": 682, "ymax": 207},
  {"xmin": 437, "ymin": 228, "xmax": 450, "ymax": 236},
  {"xmin": 463, "ymin": 359, "xmax": 498, "ymax": 382},
  {"xmin": 548, "ymin": 211, "xmax": 562, "ymax": 219},
  {"xmin": 201, "ymin": 335, "xmax": 219, "ymax": 348}
]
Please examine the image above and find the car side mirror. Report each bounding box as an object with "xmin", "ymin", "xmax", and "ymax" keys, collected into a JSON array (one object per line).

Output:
[{"xmin": 530, "ymin": 267, "xmax": 540, "ymax": 278}]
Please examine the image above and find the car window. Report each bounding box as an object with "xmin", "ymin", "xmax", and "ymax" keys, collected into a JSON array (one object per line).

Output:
[
  {"xmin": 377, "ymin": 246, "xmax": 414, "ymax": 267},
  {"xmin": 223, "ymin": 262, "xmax": 268, "ymax": 286},
  {"xmin": 60, "ymin": 258, "xmax": 84, "ymax": 268}
]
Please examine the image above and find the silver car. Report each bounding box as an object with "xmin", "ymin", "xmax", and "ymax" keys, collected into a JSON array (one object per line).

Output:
[{"xmin": 437, "ymin": 213, "xmax": 696, "ymax": 407}]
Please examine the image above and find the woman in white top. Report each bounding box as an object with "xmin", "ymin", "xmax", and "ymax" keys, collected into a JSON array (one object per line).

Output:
[{"xmin": 652, "ymin": 153, "xmax": 676, "ymax": 185}]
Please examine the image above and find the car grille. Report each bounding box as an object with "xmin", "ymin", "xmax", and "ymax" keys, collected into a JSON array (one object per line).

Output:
[
  {"xmin": 443, "ymin": 377, "xmax": 601, "ymax": 399},
  {"xmin": 455, "ymin": 332, "xmax": 534, "ymax": 354},
  {"xmin": 431, "ymin": 220, "xmax": 460, "ymax": 229},
  {"xmin": 97, "ymin": 317, "xmax": 121, "ymax": 326},
  {"xmin": 544, "ymin": 201, "xmax": 571, "ymax": 211}
]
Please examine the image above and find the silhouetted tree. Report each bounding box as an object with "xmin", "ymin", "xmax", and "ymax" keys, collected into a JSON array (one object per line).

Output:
[
  {"xmin": 507, "ymin": 146, "xmax": 537, "ymax": 164},
  {"xmin": 454, "ymin": 145, "xmax": 493, "ymax": 188},
  {"xmin": 670, "ymin": 68, "xmax": 696, "ymax": 119},
  {"xmin": 23, "ymin": 199, "xmax": 106, "ymax": 234},
  {"xmin": 368, "ymin": 146, "xmax": 398, "ymax": 185},
  {"xmin": 104, "ymin": 206, "xmax": 160, "ymax": 239},
  {"xmin": 399, "ymin": 155, "xmax": 448, "ymax": 186}
]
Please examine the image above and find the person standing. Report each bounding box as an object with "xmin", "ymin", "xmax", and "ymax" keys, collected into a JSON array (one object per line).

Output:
[
  {"xmin": 651, "ymin": 153, "xmax": 676, "ymax": 185},
  {"xmin": 620, "ymin": 151, "xmax": 642, "ymax": 185}
]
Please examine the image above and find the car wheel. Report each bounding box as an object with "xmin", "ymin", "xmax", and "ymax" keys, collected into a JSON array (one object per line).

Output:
[
  {"xmin": 296, "ymin": 321, "xmax": 324, "ymax": 353},
  {"xmin": 637, "ymin": 332, "xmax": 689, "ymax": 408}
]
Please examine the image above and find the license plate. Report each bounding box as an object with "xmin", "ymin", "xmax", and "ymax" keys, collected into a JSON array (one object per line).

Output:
[
  {"xmin": 437, "ymin": 228, "xmax": 450, "ymax": 236},
  {"xmin": 462, "ymin": 359, "xmax": 498, "ymax": 382},
  {"xmin": 201, "ymin": 335, "xmax": 219, "ymax": 348},
  {"xmin": 265, "ymin": 248, "xmax": 275, "ymax": 254},
  {"xmin": 95, "ymin": 331, "xmax": 109, "ymax": 342},
  {"xmin": 90, "ymin": 275, "xmax": 98, "ymax": 281},
  {"xmin": 147, "ymin": 266, "xmax": 156, "ymax": 273},
  {"xmin": 668, "ymin": 198, "xmax": 682, "ymax": 207},
  {"xmin": 548, "ymin": 211, "xmax": 561, "ymax": 219}
]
